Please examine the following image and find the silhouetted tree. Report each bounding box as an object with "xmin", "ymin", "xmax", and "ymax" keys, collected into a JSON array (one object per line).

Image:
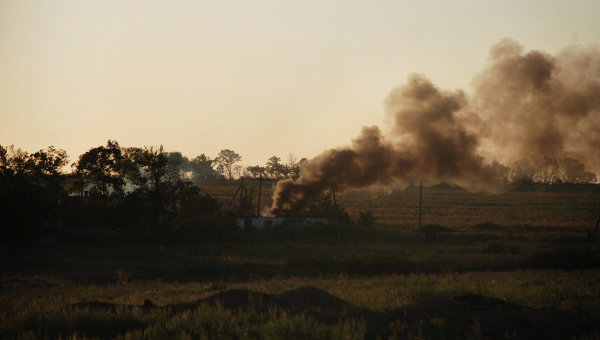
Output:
[
  {"xmin": 75, "ymin": 140, "xmax": 126, "ymax": 197},
  {"xmin": 246, "ymin": 165, "xmax": 266, "ymax": 178},
  {"xmin": 166, "ymin": 182, "xmax": 220, "ymax": 228},
  {"xmin": 132, "ymin": 146, "xmax": 169, "ymax": 225},
  {"xmin": 0, "ymin": 145, "xmax": 68, "ymax": 239},
  {"xmin": 233, "ymin": 164, "xmax": 247, "ymax": 179},
  {"xmin": 214, "ymin": 149, "xmax": 241, "ymax": 180},
  {"xmin": 266, "ymin": 156, "xmax": 285, "ymax": 179},
  {"xmin": 560, "ymin": 157, "xmax": 597, "ymax": 184},
  {"xmin": 486, "ymin": 160, "xmax": 510, "ymax": 185},
  {"xmin": 509, "ymin": 159, "xmax": 537, "ymax": 184},
  {"xmin": 190, "ymin": 154, "xmax": 223, "ymax": 184},
  {"xmin": 163, "ymin": 152, "xmax": 192, "ymax": 182},
  {"xmin": 286, "ymin": 156, "xmax": 307, "ymax": 179}
]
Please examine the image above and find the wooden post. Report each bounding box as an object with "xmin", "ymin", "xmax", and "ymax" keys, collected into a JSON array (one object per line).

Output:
[
  {"xmin": 332, "ymin": 184, "xmax": 340, "ymax": 249},
  {"xmin": 256, "ymin": 174, "xmax": 262, "ymax": 217}
]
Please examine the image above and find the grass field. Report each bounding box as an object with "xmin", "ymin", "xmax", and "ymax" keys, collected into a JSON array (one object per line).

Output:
[{"xmin": 2, "ymin": 185, "xmax": 600, "ymax": 339}]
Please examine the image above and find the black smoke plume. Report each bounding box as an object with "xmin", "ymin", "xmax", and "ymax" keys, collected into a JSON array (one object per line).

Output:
[{"xmin": 271, "ymin": 39, "xmax": 600, "ymax": 216}]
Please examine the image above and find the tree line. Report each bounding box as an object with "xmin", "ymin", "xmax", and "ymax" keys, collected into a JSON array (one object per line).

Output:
[
  {"xmin": 0, "ymin": 140, "xmax": 308, "ymax": 240},
  {"xmin": 1, "ymin": 140, "xmax": 597, "ymax": 241},
  {"xmin": 485, "ymin": 158, "xmax": 597, "ymax": 185}
]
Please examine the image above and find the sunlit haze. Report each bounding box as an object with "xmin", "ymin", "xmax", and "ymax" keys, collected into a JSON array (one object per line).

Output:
[{"xmin": 1, "ymin": 0, "xmax": 599, "ymax": 166}]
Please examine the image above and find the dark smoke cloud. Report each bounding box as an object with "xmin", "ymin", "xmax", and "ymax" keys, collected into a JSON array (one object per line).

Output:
[
  {"xmin": 270, "ymin": 39, "xmax": 600, "ymax": 216},
  {"xmin": 473, "ymin": 38, "xmax": 600, "ymax": 171},
  {"xmin": 271, "ymin": 76, "xmax": 496, "ymax": 215}
]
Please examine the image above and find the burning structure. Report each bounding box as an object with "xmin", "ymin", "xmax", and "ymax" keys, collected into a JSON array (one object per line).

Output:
[{"xmin": 271, "ymin": 39, "xmax": 600, "ymax": 217}]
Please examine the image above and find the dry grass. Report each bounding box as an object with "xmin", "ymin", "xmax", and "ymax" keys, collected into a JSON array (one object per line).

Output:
[{"xmin": 2, "ymin": 184, "xmax": 600, "ymax": 339}]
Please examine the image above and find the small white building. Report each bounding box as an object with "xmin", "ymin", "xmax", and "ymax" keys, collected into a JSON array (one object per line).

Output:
[
  {"xmin": 237, "ymin": 217, "xmax": 285, "ymax": 229},
  {"xmin": 236, "ymin": 217, "xmax": 329, "ymax": 229}
]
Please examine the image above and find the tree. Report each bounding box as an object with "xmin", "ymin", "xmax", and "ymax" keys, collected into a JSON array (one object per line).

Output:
[
  {"xmin": 233, "ymin": 164, "xmax": 246, "ymax": 179},
  {"xmin": 29, "ymin": 146, "xmax": 68, "ymax": 176},
  {"xmin": 286, "ymin": 156, "xmax": 307, "ymax": 179},
  {"xmin": 131, "ymin": 146, "xmax": 170, "ymax": 225},
  {"xmin": 266, "ymin": 156, "xmax": 285, "ymax": 179},
  {"xmin": 560, "ymin": 157, "xmax": 597, "ymax": 184},
  {"xmin": 76, "ymin": 140, "xmax": 126, "ymax": 197},
  {"xmin": 0, "ymin": 145, "xmax": 68, "ymax": 239},
  {"xmin": 246, "ymin": 165, "xmax": 266, "ymax": 178},
  {"xmin": 486, "ymin": 160, "xmax": 510, "ymax": 185},
  {"xmin": 190, "ymin": 154, "xmax": 222, "ymax": 184},
  {"xmin": 165, "ymin": 182, "xmax": 220, "ymax": 228},
  {"xmin": 214, "ymin": 149, "xmax": 241, "ymax": 180},
  {"xmin": 28, "ymin": 146, "xmax": 69, "ymax": 201},
  {"xmin": 163, "ymin": 152, "xmax": 192, "ymax": 182},
  {"xmin": 0, "ymin": 145, "xmax": 8, "ymax": 176},
  {"xmin": 509, "ymin": 159, "xmax": 537, "ymax": 184}
]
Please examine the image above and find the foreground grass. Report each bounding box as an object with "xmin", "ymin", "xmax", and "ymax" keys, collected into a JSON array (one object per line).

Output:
[
  {"xmin": 2, "ymin": 188, "xmax": 600, "ymax": 339},
  {"xmin": 2, "ymin": 269, "xmax": 600, "ymax": 339}
]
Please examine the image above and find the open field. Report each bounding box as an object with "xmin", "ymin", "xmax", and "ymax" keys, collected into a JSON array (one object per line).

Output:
[
  {"xmin": 338, "ymin": 185, "xmax": 600, "ymax": 228},
  {"xmin": 204, "ymin": 180, "xmax": 600, "ymax": 227},
  {"xmin": 2, "ymin": 186, "xmax": 600, "ymax": 339}
]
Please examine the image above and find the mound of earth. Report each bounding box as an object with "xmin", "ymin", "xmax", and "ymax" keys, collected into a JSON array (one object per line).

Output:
[
  {"xmin": 169, "ymin": 287, "xmax": 354, "ymax": 315},
  {"xmin": 385, "ymin": 293, "xmax": 597, "ymax": 340},
  {"xmin": 274, "ymin": 287, "xmax": 350, "ymax": 312},
  {"xmin": 67, "ymin": 288, "xmax": 598, "ymax": 339},
  {"xmin": 170, "ymin": 289, "xmax": 271, "ymax": 313}
]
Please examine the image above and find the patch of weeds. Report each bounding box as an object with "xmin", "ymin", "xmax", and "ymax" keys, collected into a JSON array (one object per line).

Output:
[
  {"xmin": 115, "ymin": 268, "xmax": 132, "ymax": 285},
  {"xmin": 9, "ymin": 308, "xmax": 153, "ymax": 340},
  {"xmin": 122, "ymin": 305, "xmax": 367, "ymax": 340},
  {"xmin": 208, "ymin": 280, "xmax": 227, "ymax": 291},
  {"xmin": 389, "ymin": 317, "xmax": 462, "ymax": 339}
]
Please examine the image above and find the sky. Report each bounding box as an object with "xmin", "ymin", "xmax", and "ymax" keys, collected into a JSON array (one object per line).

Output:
[{"xmin": 1, "ymin": 0, "xmax": 599, "ymax": 168}]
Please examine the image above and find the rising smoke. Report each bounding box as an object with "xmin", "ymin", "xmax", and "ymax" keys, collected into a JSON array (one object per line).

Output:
[
  {"xmin": 473, "ymin": 38, "xmax": 600, "ymax": 172},
  {"xmin": 270, "ymin": 39, "xmax": 600, "ymax": 216}
]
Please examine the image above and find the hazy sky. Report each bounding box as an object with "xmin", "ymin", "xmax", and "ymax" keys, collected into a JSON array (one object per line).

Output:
[{"xmin": 1, "ymin": 0, "xmax": 599, "ymax": 167}]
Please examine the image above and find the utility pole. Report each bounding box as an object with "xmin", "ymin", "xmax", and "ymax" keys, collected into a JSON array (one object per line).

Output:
[
  {"xmin": 332, "ymin": 184, "xmax": 340, "ymax": 249},
  {"xmin": 240, "ymin": 176, "xmax": 245, "ymax": 216},
  {"xmin": 418, "ymin": 180, "xmax": 423, "ymax": 230},
  {"xmin": 256, "ymin": 174, "xmax": 262, "ymax": 217}
]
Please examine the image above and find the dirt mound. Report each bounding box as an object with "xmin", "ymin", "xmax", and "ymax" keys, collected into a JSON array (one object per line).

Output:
[
  {"xmin": 274, "ymin": 287, "xmax": 350, "ymax": 313},
  {"xmin": 169, "ymin": 287, "xmax": 353, "ymax": 314},
  {"xmin": 67, "ymin": 287, "xmax": 352, "ymax": 315},
  {"xmin": 385, "ymin": 293, "xmax": 596, "ymax": 340},
  {"xmin": 170, "ymin": 289, "xmax": 271, "ymax": 314},
  {"xmin": 66, "ymin": 288, "xmax": 598, "ymax": 339}
]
